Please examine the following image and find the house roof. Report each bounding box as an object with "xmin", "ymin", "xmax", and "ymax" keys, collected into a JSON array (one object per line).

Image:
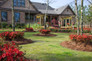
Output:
[
  {"xmin": 0, "ymin": 0, "xmax": 7, "ymax": 6},
  {"xmin": 0, "ymin": 0, "xmax": 75, "ymax": 15},
  {"xmin": 55, "ymin": 5, "xmax": 69, "ymax": 14},
  {"xmin": 31, "ymin": 2, "xmax": 75, "ymax": 15},
  {"xmin": 32, "ymin": 2, "xmax": 54, "ymax": 10}
]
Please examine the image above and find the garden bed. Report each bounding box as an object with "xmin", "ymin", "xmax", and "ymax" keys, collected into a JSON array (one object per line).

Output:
[
  {"xmin": 23, "ymin": 31, "xmax": 36, "ymax": 32},
  {"xmin": 61, "ymin": 41, "xmax": 92, "ymax": 52},
  {"xmin": 5, "ymin": 38, "xmax": 33, "ymax": 45},
  {"xmin": 33, "ymin": 34, "xmax": 57, "ymax": 37}
]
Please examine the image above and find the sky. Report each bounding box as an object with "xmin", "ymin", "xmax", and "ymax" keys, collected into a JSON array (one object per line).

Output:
[{"xmin": 31, "ymin": 0, "xmax": 74, "ymax": 8}]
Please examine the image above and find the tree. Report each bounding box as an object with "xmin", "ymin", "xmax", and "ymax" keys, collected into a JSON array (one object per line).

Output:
[
  {"xmin": 87, "ymin": 6, "xmax": 92, "ymax": 27},
  {"xmin": 87, "ymin": 0, "xmax": 92, "ymax": 4},
  {"xmin": 12, "ymin": 0, "xmax": 15, "ymax": 31},
  {"xmin": 80, "ymin": 0, "xmax": 84, "ymax": 35},
  {"xmin": 43, "ymin": 0, "xmax": 56, "ymax": 29},
  {"xmin": 44, "ymin": 0, "xmax": 49, "ymax": 29},
  {"xmin": 75, "ymin": 0, "xmax": 80, "ymax": 35}
]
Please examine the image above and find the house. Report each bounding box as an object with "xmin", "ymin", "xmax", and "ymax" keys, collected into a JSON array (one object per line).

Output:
[{"xmin": 0, "ymin": 0, "xmax": 76, "ymax": 27}]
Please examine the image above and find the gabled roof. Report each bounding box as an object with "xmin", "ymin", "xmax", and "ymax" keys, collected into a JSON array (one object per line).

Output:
[
  {"xmin": 32, "ymin": 2, "xmax": 75, "ymax": 15},
  {"xmin": 0, "ymin": 0, "xmax": 7, "ymax": 6},
  {"xmin": 55, "ymin": 5, "xmax": 69, "ymax": 14},
  {"xmin": 55, "ymin": 5, "xmax": 75, "ymax": 15},
  {"xmin": 32, "ymin": 2, "xmax": 54, "ymax": 10}
]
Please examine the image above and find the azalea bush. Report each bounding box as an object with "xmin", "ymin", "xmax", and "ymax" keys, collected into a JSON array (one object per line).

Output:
[
  {"xmin": 69, "ymin": 34, "xmax": 92, "ymax": 46},
  {"xmin": 26, "ymin": 27, "xmax": 34, "ymax": 32},
  {"xmin": 39, "ymin": 29, "xmax": 51, "ymax": 34},
  {"xmin": 0, "ymin": 41, "xmax": 26, "ymax": 61},
  {"xmin": 0, "ymin": 31, "xmax": 24, "ymax": 41},
  {"xmin": 50, "ymin": 28, "xmax": 60, "ymax": 32},
  {"xmin": 50, "ymin": 28, "xmax": 71, "ymax": 32},
  {"xmin": 74, "ymin": 28, "xmax": 91, "ymax": 33}
]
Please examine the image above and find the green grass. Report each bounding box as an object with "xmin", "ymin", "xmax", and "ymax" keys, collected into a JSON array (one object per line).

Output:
[
  {"xmin": 0, "ymin": 29, "xmax": 92, "ymax": 61},
  {"xmin": 21, "ymin": 32, "xmax": 92, "ymax": 61}
]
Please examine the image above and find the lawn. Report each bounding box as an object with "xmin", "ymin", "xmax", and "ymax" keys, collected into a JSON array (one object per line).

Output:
[
  {"xmin": 21, "ymin": 32, "xmax": 92, "ymax": 61},
  {"xmin": 0, "ymin": 29, "xmax": 92, "ymax": 61}
]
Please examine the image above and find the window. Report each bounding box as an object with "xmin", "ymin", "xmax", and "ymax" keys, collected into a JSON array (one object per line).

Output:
[
  {"xmin": 1, "ymin": 11, "xmax": 7, "ymax": 21},
  {"xmin": 67, "ymin": 19, "xmax": 69, "ymax": 23},
  {"xmin": 13, "ymin": 0, "xmax": 25, "ymax": 7},
  {"xmin": 14, "ymin": 12, "xmax": 20, "ymax": 22}
]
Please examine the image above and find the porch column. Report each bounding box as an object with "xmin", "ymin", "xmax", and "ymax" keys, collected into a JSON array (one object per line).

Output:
[
  {"xmin": 40, "ymin": 16, "xmax": 41, "ymax": 25},
  {"xmin": 69, "ymin": 19, "xmax": 71, "ymax": 25},
  {"xmin": 65, "ymin": 19, "xmax": 67, "ymax": 26},
  {"xmin": 61, "ymin": 18, "xmax": 63, "ymax": 26}
]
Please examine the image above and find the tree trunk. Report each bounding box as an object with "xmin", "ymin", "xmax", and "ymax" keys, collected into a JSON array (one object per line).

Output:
[
  {"xmin": 44, "ymin": 0, "xmax": 49, "ymax": 29},
  {"xmin": 75, "ymin": 0, "xmax": 80, "ymax": 35},
  {"xmin": 12, "ymin": 0, "xmax": 15, "ymax": 32},
  {"xmin": 81, "ymin": 0, "xmax": 84, "ymax": 35}
]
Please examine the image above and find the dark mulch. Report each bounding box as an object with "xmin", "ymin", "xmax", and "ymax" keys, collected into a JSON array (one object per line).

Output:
[
  {"xmin": 5, "ymin": 38, "xmax": 33, "ymax": 45},
  {"xmin": 22, "ymin": 30, "xmax": 36, "ymax": 32},
  {"xmin": 33, "ymin": 34, "xmax": 57, "ymax": 37},
  {"xmin": 61, "ymin": 41, "xmax": 92, "ymax": 52}
]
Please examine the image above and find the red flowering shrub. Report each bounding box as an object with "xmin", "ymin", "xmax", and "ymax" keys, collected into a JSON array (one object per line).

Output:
[
  {"xmin": 26, "ymin": 27, "xmax": 34, "ymax": 32},
  {"xmin": 0, "ymin": 31, "xmax": 24, "ymax": 41},
  {"xmin": 67, "ymin": 23, "xmax": 70, "ymax": 26},
  {"xmin": 69, "ymin": 34, "xmax": 92, "ymax": 43},
  {"xmin": 0, "ymin": 41, "xmax": 26, "ymax": 61},
  {"xmin": 74, "ymin": 28, "xmax": 91, "ymax": 33},
  {"xmin": 39, "ymin": 29, "xmax": 51, "ymax": 34}
]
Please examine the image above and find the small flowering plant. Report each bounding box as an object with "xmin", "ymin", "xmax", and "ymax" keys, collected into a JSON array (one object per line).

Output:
[
  {"xmin": 0, "ymin": 31, "xmax": 24, "ymax": 41},
  {"xmin": 25, "ymin": 27, "xmax": 34, "ymax": 32},
  {"xmin": 39, "ymin": 29, "xmax": 51, "ymax": 34},
  {"xmin": 0, "ymin": 41, "xmax": 26, "ymax": 61},
  {"xmin": 69, "ymin": 34, "xmax": 92, "ymax": 46},
  {"xmin": 67, "ymin": 23, "xmax": 70, "ymax": 26}
]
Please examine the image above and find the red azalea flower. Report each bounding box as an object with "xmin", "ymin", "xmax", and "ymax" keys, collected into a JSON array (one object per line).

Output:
[{"xmin": 2, "ymin": 53, "xmax": 6, "ymax": 58}]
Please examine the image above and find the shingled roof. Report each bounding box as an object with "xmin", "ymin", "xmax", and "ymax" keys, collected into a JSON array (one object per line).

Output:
[
  {"xmin": 0, "ymin": 0, "xmax": 8, "ymax": 6},
  {"xmin": 32, "ymin": 2, "xmax": 54, "ymax": 10},
  {"xmin": 31, "ymin": 2, "xmax": 75, "ymax": 15}
]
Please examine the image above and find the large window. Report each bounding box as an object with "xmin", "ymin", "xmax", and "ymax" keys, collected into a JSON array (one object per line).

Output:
[
  {"xmin": 14, "ymin": 12, "xmax": 20, "ymax": 22},
  {"xmin": 13, "ymin": 0, "xmax": 25, "ymax": 7},
  {"xmin": 1, "ymin": 11, "xmax": 7, "ymax": 21}
]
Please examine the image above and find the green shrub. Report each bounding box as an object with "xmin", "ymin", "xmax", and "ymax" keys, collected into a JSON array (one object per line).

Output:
[
  {"xmin": 15, "ymin": 23, "xmax": 26, "ymax": 28},
  {"xmin": 1, "ymin": 22, "xmax": 8, "ymax": 28}
]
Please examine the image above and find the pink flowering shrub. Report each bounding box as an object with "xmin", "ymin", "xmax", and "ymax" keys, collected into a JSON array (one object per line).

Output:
[{"xmin": 0, "ymin": 31, "xmax": 24, "ymax": 41}]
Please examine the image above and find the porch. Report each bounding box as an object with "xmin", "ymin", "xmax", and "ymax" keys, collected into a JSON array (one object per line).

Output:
[{"xmin": 36, "ymin": 14, "xmax": 75, "ymax": 28}]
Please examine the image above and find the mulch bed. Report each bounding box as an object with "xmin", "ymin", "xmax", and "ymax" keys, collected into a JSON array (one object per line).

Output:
[
  {"xmin": 23, "ymin": 31, "xmax": 36, "ymax": 32},
  {"xmin": 33, "ymin": 34, "xmax": 57, "ymax": 37},
  {"xmin": 61, "ymin": 41, "xmax": 92, "ymax": 52},
  {"xmin": 5, "ymin": 38, "xmax": 33, "ymax": 45}
]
